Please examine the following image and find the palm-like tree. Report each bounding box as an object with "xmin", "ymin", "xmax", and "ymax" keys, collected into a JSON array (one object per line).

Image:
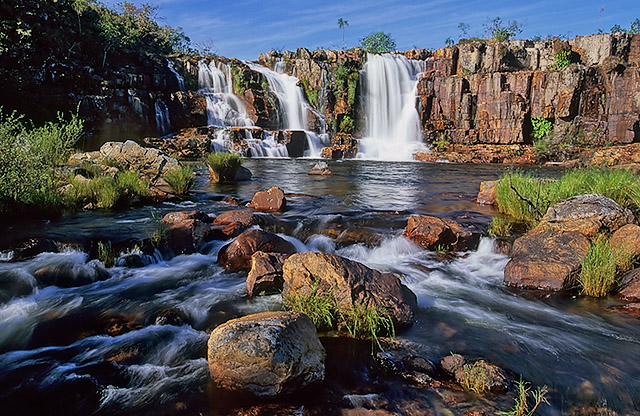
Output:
[{"xmin": 337, "ymin": 18, "xmax": 349, "ymax": 49}]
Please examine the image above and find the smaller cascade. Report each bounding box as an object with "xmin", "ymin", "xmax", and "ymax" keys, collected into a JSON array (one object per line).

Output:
[
  {"xmin": 154, "ymin": 99, "xmax": 171, "ymax": 135},
  {"xmin": 167, "ymin": 59, "xmax": 185, "ymax": 91},
  {"xmin": 198, "ymin": 61, "xmax": 254, "ymax": 128}
]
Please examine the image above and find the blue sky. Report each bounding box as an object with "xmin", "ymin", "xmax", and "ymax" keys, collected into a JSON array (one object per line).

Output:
[{"xmin": 103, "ymin": 0, "xmax": 639, "ymax": 60}]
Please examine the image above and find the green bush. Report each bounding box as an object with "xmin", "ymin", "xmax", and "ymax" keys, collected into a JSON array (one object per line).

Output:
[
  {"xmin": 550, "ymin": 50, "xmax": 571, "ymax": 70},
  {"xmin": 483, "ymin": 17, "xmax": 522, "ymax": 42},
  {"xmin": 360, "ymin": 31, "xmax": 396, "ymax": 53},
  {"xmin": 0, "ymin": 108, "xmax": 83, "ymax": 213},
  {"xmin": 207, "ymin": 152, "xmax": 243, "ymax": 182},
  {"xmin": 531, "ymin": 116, "xmax": 553, "ymax": 141},
  {"xmin": 163, "ymin": 165, "xmax": 194, "ymax": 195},
  {"xmin": 338, "ymin": 115, "xmax": 355, "ymax": 134}
]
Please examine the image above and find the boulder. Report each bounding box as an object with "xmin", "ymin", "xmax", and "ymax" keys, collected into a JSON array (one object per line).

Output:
[
  {"xmin": 610, "ymin": 224, "xmax": 640, "ymax": 259},
  {"xmin": 617, "ymin": 269, "xmax": 640, "ymax": 302},
  {"xmin": 0, "ymin": 270, "xmax": 37, "ymax": 303},
  {"xmin": 234, "ymin": 166, "xmax": 253, "ymax": 181},
  {"xmin": 246, "ymin": 251, "xmax": 288, "ymax": 297},
  {"xmin": 476, "ymin": 180, "xmax": 497, "ymax": 205},
  {"xmin": 308, "ymin": 162, "xmax": 333, "ymax": 176},
  {"xmin": 213, "ymin": 210, "xmax": 260, "ymax": 238},
  {"xmin": 504, "ymin": 230, "xmax": 590, "ymax": 291},
  {"xmin": 33, "ymin": 259, "xmax": 110, "ymax": 288},
  {"xmin": 161, "ymin": 210, "xmax": 215, "ymax": 254},
  {"xmin": 207, "ymin": 311, "xmax": 325, "ymax": 397},
  {"xmin": 535, "ymin": 194, "xmax": 635, "ymax": 239},
  {"xmin": 99, "ymin": 140, "xmax": 179, "ymax": 182},
  {"xmin": 282, "ymin": 252, "xmax": 417, "ymax": 327},
  {"xmin": 403, "ymin": 215, "xmax": 481, "ymax": 252},
  {"xmin": 440, "ymin": 354, "xmax": 508, "ymax": 394},
  {"xmin": 249, "ymin": 187, "xmax": 287, "ymax": 211},
  {"xmin": 217, "ymin": 229, "xmax": 296, "ymax": 272}
]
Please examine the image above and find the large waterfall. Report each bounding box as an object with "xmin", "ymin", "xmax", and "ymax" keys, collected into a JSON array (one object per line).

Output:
[
  {"xmin": 358, "ymin": 53, "xmax": 427, "ymax": 160},
  {"xmin": 246, "ymin": 61, "xmax": 328, "ymax": 157}
]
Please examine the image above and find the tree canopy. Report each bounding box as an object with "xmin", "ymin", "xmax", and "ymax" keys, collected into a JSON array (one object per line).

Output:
[{"xmin": 360, "ymin": 31, "xmax": 396, "ymax": 54}]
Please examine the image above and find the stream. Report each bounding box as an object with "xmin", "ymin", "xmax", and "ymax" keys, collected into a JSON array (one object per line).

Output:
[{"xmin": 1, "ymin": 159, "xmax": 639, "ymax": 415}]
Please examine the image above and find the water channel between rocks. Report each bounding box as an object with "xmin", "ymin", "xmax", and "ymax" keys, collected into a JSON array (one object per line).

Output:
[{"xmin": 1, "ymin": 159, "xmax": 639, "ymax": 415}]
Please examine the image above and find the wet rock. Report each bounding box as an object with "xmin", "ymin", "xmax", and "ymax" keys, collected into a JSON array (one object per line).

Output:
[
  {"xmin": 493, "ymin": 237, "xmax": 514, "ymax": 256},
  {"xmin": 235, "ymin": 166, "xmax": 253, "ymax": 181},
  {"xmin": 321, "ymin": 133, "xmax": 358, "ymax": 159},
  {"xmin": 143, "ymin": 134, "xmax": 211, "ymax": 160},
  {"xmin": 308, "ymin": 161, "xmax": 333, "ymax": 176},
  {"xmin": 7, "ymin": 238, "xmax": 59, "ymax": 261},
  {"xmin": 217, "ymin": 229, "xmax": 296, "ymax": 272},
  {"xmin": 610, "ymin": 224, "xmax": 640, "ymax": 258},
  {"xmin": 213, "ymin": 210, "xmax": 259, "ymax": 231},
  {"xmin": 282, "ymin": 252, "xmax": 417, "ymax": 327},
  {"xmin": 476, "ymin": 181, "xmax": 497, "ymax": 205},
  {"xmin": 249, "ymin": 187, "xmax": 287, "ymax": 211},
  {"xmin": 617, "ymin": 269, "xmax": 640, "ymax": 302},
  {"xmin": 0, "ymin": 270, "xmax": 37, "ymax": 303},
  {"xmin": 33, "ymin": 259, "xmax": 110, "ymax": 288},
  {"xmin": 246, "ymin": 251, "xmax": 288, "ymax": 297},
  {"xmin": 504, "ymin": 230, "xmax": 590, "ymax": 291},
  {"xmin": 161, "ymin": 210, "xmax": 216, "ymax": 254},
  {"xmin": 154, "ymin": 308, "xmax": 188, "ymax": 326},
  {"xmin": 440, "ymin": 354, "xmax": 508, "ymax": 394},
  {"xmin": 403, "ymin": 215, "xmax": 481, "ymax": 252},
  {"xmin": 207, "ymin": 311, "xmax": 325, "ymax": 397},
  {"xmin": 535, "ymin": 194, "xmax": 635, "ymax": 239}
]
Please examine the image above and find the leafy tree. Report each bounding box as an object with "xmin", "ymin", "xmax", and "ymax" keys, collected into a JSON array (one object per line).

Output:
[
  {"xmin": 337, "ymin": 18, "xmax": 349, "ymax": 49},
  {"xmin": 610, "ymin": 24, "xmax": 625, "ymax": 33},
  {"xmin": 632, "ymin": 18, "xmax": 640, "ymax": 34},
  {"xmin": 458, "ymin": 22, "xmax": 470, "ymax": 38},
  {"xmin": 483, "ymin": 17, "xmax": 522, "ymax": 42},
  {"xmin": 360, "ymin": 31, "xmax": 396, "ymax": 54}
]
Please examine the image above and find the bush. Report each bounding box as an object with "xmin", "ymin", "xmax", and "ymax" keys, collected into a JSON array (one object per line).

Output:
[
  {"xmin": 550, "ymin": 50, "xmax": 571, "ymax": 70},
  {"xmin": 579, "ymin": 235, "xmax": 618, "ymax": 297},
  {"xmin": 483, "ymin": 17, "xmax": 522, "ymax": 42},
  {"xmin": 163, "ymin": 165, "xmax": 194, "ymax": 195},
  {"xmin": 360, "ymin": 31, "xmax": 396, "ymax": 53},
  {"xmin": 531, "ymin": 116, "xmax": 553, "ymax": 141},
  {"xmin": 207, "ymin": 152, "xmax": 243, "ymax": 182},
  {"xmin": 66, "ymin": 169, "xmax": 148, "ymax": 209},
  {"xmin": 338, "ymin": 115, "xmax": 355, "ymax": 134}
]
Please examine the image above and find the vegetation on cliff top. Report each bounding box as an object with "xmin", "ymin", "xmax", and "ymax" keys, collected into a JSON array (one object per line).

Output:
[{"xmin": 360, "ymin": 31, "xmax": 396, "ymax": 53}]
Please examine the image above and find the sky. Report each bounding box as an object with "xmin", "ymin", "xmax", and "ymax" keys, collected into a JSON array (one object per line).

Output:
[{"xmin": 102, "ymin": 0, "xmax": 639, "ymax": 60}]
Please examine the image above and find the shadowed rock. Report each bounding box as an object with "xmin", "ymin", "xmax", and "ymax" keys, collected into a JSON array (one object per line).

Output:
[
  {"xmin": 403, "ymin": 215, "xmax": 481, "ymax": 252},
  {"xmin": 217, "ymin": 229, "xmax": 296, "ymax": 272},
  {"xmin": 246, "ymin": 251, "xmax": 288, "ymax": 297}
]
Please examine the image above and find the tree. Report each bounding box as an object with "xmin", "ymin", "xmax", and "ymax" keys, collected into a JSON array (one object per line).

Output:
[
  {"xmin": 458, "ymin": 22, "xmax": 470, "ymax": 39},
  {"xmin": 445, "ymin": 37, "xmax": 454, "ymax": 47},
  {"xmin": 632, "ymin": 18, "xmax": 640, "ymax": 34},
  {"xmin": 610, "ymin": 24, "xmax": 625, "ymax": 33},
  {"xmin": 360, "ymin": 31, "xmax": 396, "ymax": 54},
  {"xmin": 337, "ymin": 18, "xmax": 349, "ymax": 49},
  {"xmin": 483, "ymin": 17, "xmax": 522, "ymax": 42}
]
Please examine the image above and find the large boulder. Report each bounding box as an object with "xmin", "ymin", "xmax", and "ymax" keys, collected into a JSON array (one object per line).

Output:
[
  {"xmin": 217, "ymin": 229, "xmax": 296, "ymax": 272},
  {"xmin": 610, "ymin": 224, "xmax": 640, "ymax": 259},
  {"xmin": 282, "ymin": 252, "xmax": 417, "ymax": 327},
  {"xmin": 617, "ymin": 269, "xmax": 640, "ymax": 302},
  {"xmin": 403, "ymin": 215, "xmax": 481, "ymax": 252},
  {"xmin": 246, "ymin": 251, "xmax": 289, "ymax": 297},
  {"xmin": 213, "ymin": 210, "xmax": 260, "ymax": 238},
  {"xmin": 162, "ymin": 211, "xmax": 216, "ymax": 254},
  {"xmin": 535, "ymin": 194, "xmax": 635, "ymax": 239},
  {"xmin": 99, "ymin": 140, "xmax": 180, "ymax": 182},
  {"xmin": 249, "ymin": 187, "xmax": 286, "ymax": 211},
  {"xmin": 207, "ymin": 311, "xmax": 325, "ymax": 397},
  {"xmin": 504, "ymin": 230, "xmax": 590, "ymax": 291},
  {"xmin": 476, "ymin": 180, "xmax": 497, "ymax": 205}
]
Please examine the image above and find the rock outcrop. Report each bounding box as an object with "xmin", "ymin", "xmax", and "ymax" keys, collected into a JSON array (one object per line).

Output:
[
  {"xmin": 282, "ymin": 252, "xmax": 417, "ymax": 327},
  {"xmin": 217, "ymin": 229, "xmax": 296, "ymax": 272},
  {"xmin": 403, "ymin": 215, "xmax": 481, "ymax": 252},
  {"xmin": 207, "ymin": 311, "xmax": 325, "ymax": 397}
]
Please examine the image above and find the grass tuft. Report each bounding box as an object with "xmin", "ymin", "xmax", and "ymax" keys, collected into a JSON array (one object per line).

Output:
[
  {"xmin": 459, "ymin": 361, "xmax": 492, "ymax": 394},
  {"xmin": 207, "ymin": 152, "xmax": 243, "ymax": 182},
  {"xmin": 283, "ymin": 282, "xmax": 336, "ymax": 331},
  {"xmin": 488, "ymin": 216, "xmax": 513, "ymax": 237},
  {"xmin": 498, "ymin": 377, "xmax": 549, "ymax": 416},
  {"xmin": 163, "ymin": 165, "xmax": 194, "ymax": 195},
  {"xmin": 579, "ymin": 235, "xmax": 617, "ymax": 297}
]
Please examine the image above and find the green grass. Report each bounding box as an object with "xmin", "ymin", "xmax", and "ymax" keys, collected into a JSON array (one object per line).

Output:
[
  {"xmin": 341, "ymin": 302, "xmax": 395, "ymax": 350},
  {"xmin": 498, "ymin": 378, "xmax": 549, "ymax": 416},
  {"xmin": 550, "ymin": 50, "xmax": 571, "ymax": 70},
  {"xmin": 207, "ymin": 152, "xmax": 243, "ymax": 182},
  {"xmin": 580, "ymin": 235, "xmax": 618, "ymax": 297},
  {"xmin": 163, "ymin": 165, "xmax": 194, "ymax": 195},
  {"xmin": 488, "ymin": 216, "xmax": 513, "ymax": 237},
  {"xmin": 495, "ymin": 168, "xmax": 640, "ymax": 226},
  {"xmin": 283, "ymin": 282, "xmax": 337, "ymax": 331},
  {"xmin": 66, "ymin": 170, "xmax": 149, "ymax": 209},
  {"xmin": 97, "ymin": 241, "xmax": 116, "ymax": 268},
  {"xmin": 459, "ymin": 360, "xmax": 492, "ymax": 394}
]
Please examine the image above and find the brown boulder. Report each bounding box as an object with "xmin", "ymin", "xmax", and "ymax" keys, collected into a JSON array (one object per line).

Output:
[
  {"xmin": 535, "ymin": 194, "xmax": 635, "ymax": 238},
  {"xmin": 217, "ymin": 229, "xmax": 296, "ymax": 272},
  {"xmin": 246, "ymin": 251, "xmax": 289, "ymax": 297},
  {"xmin": 249, "ymin": 187, "xmax": 286, "ymax": 211},
  {"xmin": 308, "ymin": 162, "xmax": 333, "ymax": 176},
  {"xmin": 207, "ymin": 311, "xmax": 325, "ymax": 397},
  {"xmin": 162, "ymin": 211, "xmax": 215, "ymax": 254},
  {"xmin": 213, "ymin": 210, "xmax": 260, "ymax": 238},
  {"xmin": 476, "ymin": 181, "xmax": 497, "ymax": 205},
  {"xmin": 504, "ymin": 230, "xmax": 590, "ymax": 291},
  {"xmin": 403, "ymin": 215, "xmax": 480, "ymax": 252},
  {"xmin": 282, "ymin": 252, "xmax": 417, "ymax": 327},
  {"xmin": 617, "ymin": 269, "xmax": 640, "ymax": 302},
  {"xmin": 610, "ymin": 224, "xmax": 640, "ymax": 259}
]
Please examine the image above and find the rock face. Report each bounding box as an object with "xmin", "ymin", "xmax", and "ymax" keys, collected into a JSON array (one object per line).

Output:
[
  {"xmin": 504, "ymin": 230, "xmax": 591, "ymax": 291},
  {"xmin": 535, "ymin": 194, "xmax": 635, "ymax": 238},
  {"xmin": 161, "ymin": 211, "xmax": 215, "ymax": 254},
  {"xmin": 282, "ymin": 252, "xmax": 417, "ymax": 327},
  {"xmin": 217, "ymin": 229, "xmax": 297, "ymax": 272},
  {"xmin": 403, "ymin": 215, "xmax": 481, "ymax": 252},
  {"xmin": 99, "ymin": 140, "xmax": 179, "ymax": 182},
  {"xmin": 249, "ymin": 187, "xmax": 287, "ymax": 211},
  {"xmin": 207, "ymin": 311, "xmax": 325, "ymax": 397},
  {"xmin": 213, "ymin": 210, "xmax": 260, "ymax": 238},
  {"xmin": 246, "ymin": 251, "xmax": 289, "ymax": 297}
]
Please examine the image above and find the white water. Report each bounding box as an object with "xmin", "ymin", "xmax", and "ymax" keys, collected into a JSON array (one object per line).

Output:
[
  {"xmin": 246, "ymin": 61, "xmax": 329, "ymax": 157},
  {"xmin": 358, "ymin": 53, "xmax": 427, "ymax": 161},
  {"xmin": 167, "ymin": 59, "xmax": 185, "ymax": 91},
  {"xmin": 154, "ymin": 99, "xmax": 171, "ymax": 135}
]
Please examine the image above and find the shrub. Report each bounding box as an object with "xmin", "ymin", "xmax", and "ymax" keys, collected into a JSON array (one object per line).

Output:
[
  {"xmin": 580, "ymin": 235, "xmax": 618, "ymax": 297},
  {"xmin": 338, "ymin": 115, "xmax": 355, "ymax": 134},
  {"xmin": 550, "ymin": 50, "xmax": 571, "ymax": 70},
  {"xmin": 163, "ymin": 165, "xmax": 194, "ymax": 195},
  {"xmin": 207, "ymin": 152, "xmax": 243, "ymax": 182},
  {"xmin": 360, "ymin": 31, "xmax": 396, "ymax": 53},
  {"xmin": 498, "ymin": 378, "xmax": 549, "ymax": 416},
  {"xmin": 531, "ymin": 116, "xmax": 553, "ymax": 141},
  {"xmin": 66, "ymin": 170, "xmax": 148, "ymax": 209},
  {"xmin": 484, "ymin": 17, "xmax": 522, "ymax": 42}
]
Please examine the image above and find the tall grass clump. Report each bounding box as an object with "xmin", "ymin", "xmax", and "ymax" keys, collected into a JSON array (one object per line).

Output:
[
  {"xmin": 67, "ymin": 170, "xmax": 149, "ymax": 209},
  {"xmin": 498, "ymin": 378, "xmax": 549, "ymax": 416},
  {"xmin": 495, "ymin": 168, "xmax": 640, "ymax": 226},
  {"xmin": 206, "ymin": 152, "xmax": 243, "ymax": 182},
  {"xmin": 579, "ymin": 235, "xmax": 618, "ymax": 297},
  {"xmin": 283, "ymin": 283, "xmax": 337, "ymax": 331},
  {"xmin": 0, "ymin": 108, "xmax": 83, "ymax": 213},
  {"xmin": 163, "ymin": 165, "xmax": 194, "ymax": 195},
  {"xmin": 341, "ymin": 302, "xmax": 395, "ymax": 350}
]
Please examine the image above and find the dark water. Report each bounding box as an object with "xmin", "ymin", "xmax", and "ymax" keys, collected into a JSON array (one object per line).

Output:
[{"xmin": 0, "ymin": 159, "xmax": 638, "ymax": 415}]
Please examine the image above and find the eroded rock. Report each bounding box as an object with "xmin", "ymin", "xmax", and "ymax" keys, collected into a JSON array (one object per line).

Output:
[
  {"xmin": 161, "ymin": 210, "xmax": 215, "ymax": 254},
  {"xmin": 207, "ymin": 311, "xmax": 325, "ymax": 397},
  {"xmin": 308, "ymin": 162, "xmax": 333, "ymax": 176}
]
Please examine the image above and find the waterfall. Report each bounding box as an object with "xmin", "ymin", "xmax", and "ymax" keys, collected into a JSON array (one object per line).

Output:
[
  {"xmin": 154, "ymin": 99, "xmax": 171, "ymax": 135},
  {"xmin": 246, "ymin": 61, "xmax": 329, "ymax": 157},
  {"xmin": 167, "ymin": 59, "xmax": 185, "ymax": 91},
  {"xmin": 358, "ymin": 53, "xmax": 427, "ymax": 161}
]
